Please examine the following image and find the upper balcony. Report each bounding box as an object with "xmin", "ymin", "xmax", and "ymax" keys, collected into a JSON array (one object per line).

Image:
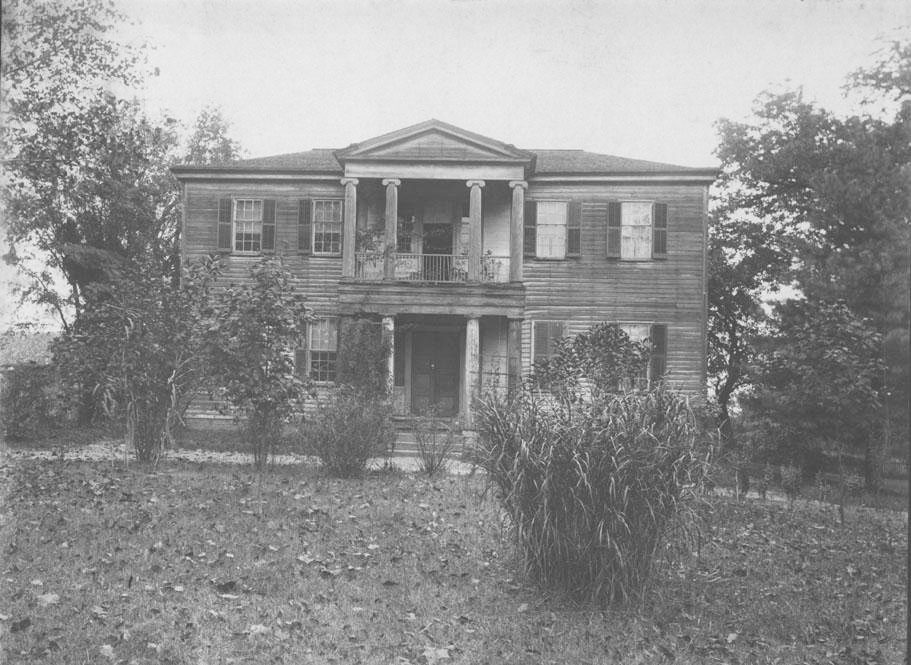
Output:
[{"xmin": 355, "ymin": 252, "xmax": 510, "ymax": 283}]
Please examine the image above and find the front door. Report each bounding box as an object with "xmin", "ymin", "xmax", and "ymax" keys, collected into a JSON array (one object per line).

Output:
[{"xmin": 411, "ymin": 331, "xmax": 460, "ymax": 416}]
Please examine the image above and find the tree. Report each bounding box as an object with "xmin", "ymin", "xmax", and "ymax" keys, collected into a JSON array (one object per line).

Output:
[
  {"xmin": 1, "ymin": 0, "xmax": 186, "ymax": 329},
  {"xmin": 54, "ymin": 255, "xmax": 220, "ymax": 463},
  {"xmin": 205, "ymin": 258, "xmax": 312, "ymax": 468},
  {"xmin": 183, "ymin": 106, "xmax": 244, "ymax": 166},
  {"xmin": 710, "ymin": 42, "xmax": 911, "ymax": 481},
  {"xmin": 741, "ymin": 301, "xmax": 884, "ymax": 478}
]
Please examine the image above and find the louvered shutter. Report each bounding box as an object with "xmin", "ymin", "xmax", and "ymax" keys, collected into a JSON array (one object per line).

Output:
[
  {"xmin": 298, "ymin": 199, "xmax": 311, "ymax": 254},
  {"xmin": 607, "ymin": 201, "xmax": 622, "ymax": 258},
  {"xmin": 524, "ymin": 201, "xmax": 537, "ymax": 258},
  {"xmin": 653, "ymin": 203, "xmax": 667, "ymax": 259},
  {"xmin": 533, "ymin": 320, "xmax": 566, "ymax": 365},
  {"xmin": 649, "ymin": 324, "xmax": 668, "ymax": 383},
  {"xmin": 567, "ymin": 201, "xmax": 582, "ymax": 256},
  {"xmin": 262, "ymin": 199, "xmax": 276, "ymax": 252},
  {"xmin": 217, "ymin": 198, "xmax": 233, "ymax": 251}
]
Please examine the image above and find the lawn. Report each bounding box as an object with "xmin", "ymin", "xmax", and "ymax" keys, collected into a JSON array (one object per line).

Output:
[{"xmin": 0, "ymin": 457, "xmax": 906, "ymax": 664}]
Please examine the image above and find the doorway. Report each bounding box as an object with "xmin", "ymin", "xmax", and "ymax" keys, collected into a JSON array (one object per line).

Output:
[{"xmin": 411, "ymin": 330, "xmax": 460, "ymax": 416}]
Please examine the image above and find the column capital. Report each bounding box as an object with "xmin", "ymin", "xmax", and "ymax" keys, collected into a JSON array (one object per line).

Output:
[
  {"xmin": 381, "ymin": 178, "xmax": 401, "ymax": 187},
  {"xmin": 340, "ymin": 177, "xmax": 359, "ymax": 187},
  {"xmin": 465, "ymin": 179, "xmax": 486, "ymax": 189},
  {"xmin": 508, "ymin": 180, "xmax": 528, "ymax": 190}
]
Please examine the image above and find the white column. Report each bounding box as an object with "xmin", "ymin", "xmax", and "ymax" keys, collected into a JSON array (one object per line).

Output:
[
  {"xmin": 341, "ymin": 177, "xmax": 358, "ymax": 278},
  {"xmin": 382, "ymin": 178, "xmax": 400, "ymax": 280},
  {"xmin": 382, "ymin": 315, "xmax": 395, "ymax": 397},
  {"xmin": 466, "ymin": 180, "xmax": 485, "ymax": 281},
  {"xmin": 509, "ymin": 180, "xmax": 527, "ymax": 282},
  {"xmin": 462, "ymin": 316, "xmax": 480, "ymax": 427}
]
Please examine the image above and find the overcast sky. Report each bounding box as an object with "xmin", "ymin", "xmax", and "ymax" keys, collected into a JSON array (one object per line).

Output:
[
  {"xmin": 116, "ymin": 0, "xmax": 909, "ymax": 167},
  {"xmin": 2, "ymin": 0, "xmax": 908, "ymax": 330}
]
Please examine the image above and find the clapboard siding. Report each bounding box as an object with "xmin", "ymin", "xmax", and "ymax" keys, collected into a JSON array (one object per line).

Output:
[
  {"xmin": 181, "ymin": 177, "xmax": 708, "ymax": 413},
  {"xmin": 521, "ymin": 183, "xmax": 707, "ymax": 395}
]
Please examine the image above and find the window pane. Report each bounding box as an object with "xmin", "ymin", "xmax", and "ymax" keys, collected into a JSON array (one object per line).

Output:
[
  {"xmin": 621, "ymin": 202, "xmax": 652, "ymax": 259},
  {"xmin": 620, "ymin": 323, "xmax": 650, "ymax": 343}
]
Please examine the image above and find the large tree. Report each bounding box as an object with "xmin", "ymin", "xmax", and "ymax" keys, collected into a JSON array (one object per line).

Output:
[{"xmin": 710, "ymin": 41, "xmax": 911, "ymax": 477}]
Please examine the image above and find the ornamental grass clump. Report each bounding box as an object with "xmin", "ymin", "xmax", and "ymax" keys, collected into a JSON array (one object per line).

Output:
[{"xmin": 476, "ymin": 385, "xmax": 711, "ymax": 605}]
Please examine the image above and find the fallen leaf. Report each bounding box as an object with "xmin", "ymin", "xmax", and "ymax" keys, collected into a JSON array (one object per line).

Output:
[
  {"xmin": 11, "ymin": 617, "xmax": 31, "ymax": 632},
  {"xmin": 726, "ymin": 632, "xmax": 739, "ymax": 643},
  {"xmin": 99, "ymin": 644, "xmax": 115, "ymax": 660},
  {"xmin": 422, "ymin": 645, "xmax": 450, "ymax": 664},
  {"xmin": 517, "ymin": 603, "xmax": 529, "ymax": 613},
  {"xmin": 37, "ymin": 592, "xmax": 60, "ymax": 607},
  {"xmin": 249, "ymin": 623, "xmax": 270, "ymax": 636}
]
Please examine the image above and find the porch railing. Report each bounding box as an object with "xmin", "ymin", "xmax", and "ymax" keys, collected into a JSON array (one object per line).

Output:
[{"xmin": 354, "ymin": 253, "xmax": 510, "ymax": 283}]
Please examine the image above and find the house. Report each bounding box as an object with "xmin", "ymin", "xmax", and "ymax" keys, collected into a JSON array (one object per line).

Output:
[{"xmin": 172, "ymin": 119, "xmax": 716, "ymax": 428}]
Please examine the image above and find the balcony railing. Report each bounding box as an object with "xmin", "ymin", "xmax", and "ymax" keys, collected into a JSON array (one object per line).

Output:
[{"xmin": 354, "ymin": 253, "xmax": 510, "ymax": 283}]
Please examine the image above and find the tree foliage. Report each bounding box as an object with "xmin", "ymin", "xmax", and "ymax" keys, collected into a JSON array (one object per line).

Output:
[
  {"xmin": 710, "ymin": 41, "xmax": 911, "ymax": 475},
  {"xmin": 205, "ymin": 258, "xmax": 312, "ymax": 468},
  {"xmin": 182, "ymin": 106, "xmax": 244, "ymax": 166},
  {"xmin": 54, "ymin": 256, "xmax": 220, "ymax": 463},
  {"xmin": 530, "ymin": 322, "xmax": 650, "ymax": 399}
]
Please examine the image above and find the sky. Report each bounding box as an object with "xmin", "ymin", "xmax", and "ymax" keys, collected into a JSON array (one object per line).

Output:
[
  {"xmin": 115, "ymin": 0, "xmax": 910, "ymax": 167},
  {"xmin": 2, "ymin": 0, "xmax": 909, "ymax": 330}
]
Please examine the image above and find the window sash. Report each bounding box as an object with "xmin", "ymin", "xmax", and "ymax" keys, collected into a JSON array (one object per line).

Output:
[
  {"xmin": 308, "ymin": 317, "xmax": 338, "ymax": 382},
  {"xmin": 312, "ymin": 200, "xmax": 343, "ymax": 255},
  {"xmin": 535, "ymin": 201, "xmax": 567, "ymax": 259},
  {"xmin": 620, "ymin": 201, "xmax": 653, "ymax": 260},
  {"xmin": 233, "ymin": 199, "xmax": 263, "ymax": 253}
]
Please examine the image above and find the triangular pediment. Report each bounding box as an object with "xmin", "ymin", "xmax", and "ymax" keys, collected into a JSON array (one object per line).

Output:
[{"xmin": 336, "ymin": 119, "xmax": 533, "ymax": 164}]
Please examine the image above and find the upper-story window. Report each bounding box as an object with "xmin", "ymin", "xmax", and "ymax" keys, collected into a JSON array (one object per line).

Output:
[
  {"xmin": 234, "ymin": 199, "xmax": 262, "ymax": 253},
  {"xmin": 607, "ymin": 201, "xmax": 668, "ymax": 260},
  {"xmin": 218, "ymin": 198, "xmax": 276, "ymax": 253},
  {"xmin": 312, "ymin": 200, "xmax": 343, "ymax": 255},
  {"xmin": 524, "ymin": 201, "xmax": 581, "ymax": 260}
]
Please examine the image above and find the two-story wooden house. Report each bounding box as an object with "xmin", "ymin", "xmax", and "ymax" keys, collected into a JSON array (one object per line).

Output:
[{"xmin": 173, "ymin": 119, "xmax": 715, "ymax": 428}]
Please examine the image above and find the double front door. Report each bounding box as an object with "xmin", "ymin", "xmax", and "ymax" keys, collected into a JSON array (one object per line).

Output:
[{"xmin": 411, "ymin": 331, "xmax": 459, "ymax": 417}]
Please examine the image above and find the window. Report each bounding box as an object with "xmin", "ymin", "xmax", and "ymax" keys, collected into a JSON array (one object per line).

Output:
[
  {"xmin": 607, "ymin": 201, "xmax": 668, "ymax": 260},
  {"xmin": 302, "ymin": 317, "xmax": 338, "ymax": 382},
  {"xmin": 532, "ymin": 320, "xmax": 567, "ymax": 365},
  {"xmin": 619, "ymin": 322, "xmax": 668, "ymax": 384},
  {"xmin": 217, "ymin": 198, "xmax": 275, "ymax": 253},
  {"xmin": 313, "ymin": 200, "xmax": 343, "ymax": 255},
  {"xmin": 535, "ymin": 202, "xmax": 567, "ymax": 259},
  {"xmin": 525, "ymin": 201, "xmax": 581, "ymax": 259}
]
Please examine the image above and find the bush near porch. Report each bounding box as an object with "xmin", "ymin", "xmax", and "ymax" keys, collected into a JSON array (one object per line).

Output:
[{"xmin": 0, "ymin": 458, "xmax": 906, "ymax": 664}]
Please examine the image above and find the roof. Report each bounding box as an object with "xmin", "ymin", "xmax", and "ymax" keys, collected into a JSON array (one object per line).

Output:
[{"xmin": 171, "ymin": 120, "xmax": 716, "ymax": 179}]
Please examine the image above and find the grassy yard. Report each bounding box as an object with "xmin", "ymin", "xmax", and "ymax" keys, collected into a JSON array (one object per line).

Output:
[{"xmin": 0, "ymin": 457, "xmax": 906, "ymax": 665}]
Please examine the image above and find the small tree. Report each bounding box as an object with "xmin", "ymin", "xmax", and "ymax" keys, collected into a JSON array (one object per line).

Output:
[
  {"xmin": 54, "ymin": 255, "xmax": 220, "ymax": 463},
  {"xmin": 303, "ymin": 316, "xmax": 395, "ymax": 477},
  {"xmin": 205, "ymin": 258, "xmax": 311, "ymax": 468}
]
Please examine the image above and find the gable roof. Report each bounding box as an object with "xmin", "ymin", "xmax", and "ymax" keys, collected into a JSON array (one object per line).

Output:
[{"xmin": 171, "ymin": 120, "xmax": 716, "ymax": 180}]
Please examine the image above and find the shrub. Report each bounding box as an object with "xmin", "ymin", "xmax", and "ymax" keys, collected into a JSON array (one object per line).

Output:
[
  {"xmin": 205, "ymin": 257, "xmax": 311, "ymax": 469},
  {"xmin": 0, "ymin": 364, "xmax": 63, "ymax": 440},
  {"xmin": 302, "ymin": 385, "xmax": 394, "ymax": 478},
  {"xmin": 476, "ymin": 385, "xmax": 711, "ymax": 605},
  {"xmin": 412, "ymin": 410, "xmax": 461, "ymax": 476}
]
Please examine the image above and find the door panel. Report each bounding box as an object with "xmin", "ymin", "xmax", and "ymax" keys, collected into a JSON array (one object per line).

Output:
[{"xmin": 411, "ymin": 331, "xmax": 460, "ymax": 416}]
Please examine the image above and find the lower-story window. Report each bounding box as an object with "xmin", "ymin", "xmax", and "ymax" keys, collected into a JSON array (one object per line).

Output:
[
  {"xmin": 532, "ymin": 320, "xmax": 568, "ymax": 365},
  {"xmin": 297, "ymin": 317, "xmax": 338, "ymax": 382},
  {"xmin": 620, "ymin": 322, "xmax": 668, "ymax": 383}
]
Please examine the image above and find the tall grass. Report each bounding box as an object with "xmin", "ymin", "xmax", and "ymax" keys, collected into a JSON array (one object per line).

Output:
[{"xmin": 475, "ymin": 385, "xmax": 711, "ymax": 605}]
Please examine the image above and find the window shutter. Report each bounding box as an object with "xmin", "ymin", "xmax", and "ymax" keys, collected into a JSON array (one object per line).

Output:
[
  {"xmin": 653, "ymin": 203, "xmax": 668, "ymax": 258},
  {"xmin": 298, "ymin": 199, "xmax": 311, "ymax": 254},
  {"xmin": 294, "ymin": 348, "xmax": 308, "ymax": 377},
  {"xmin": 262, "ymin": 199, "xmax": 276, "ymax": 252},
  {"xmin": 567, "ymin": 201, "xmax": 582, "ymax": 256},
  {"xmin": 607, "ymin": 201, "xmax": 622, "ymax": 258},
  {"xmin": 649, "ymin": 324, "xmax": 668, "ymax": 382},
  {"xmin": 524, "ymin": 201, "xmax": 537, "ymax": 258},
  {"xmin": 217, "ymin": 198, "xmax": 233, "ymax": 251},
  {"xmin": 533, "ymin": 321, "xmax": 547, "ymax": 364}
]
